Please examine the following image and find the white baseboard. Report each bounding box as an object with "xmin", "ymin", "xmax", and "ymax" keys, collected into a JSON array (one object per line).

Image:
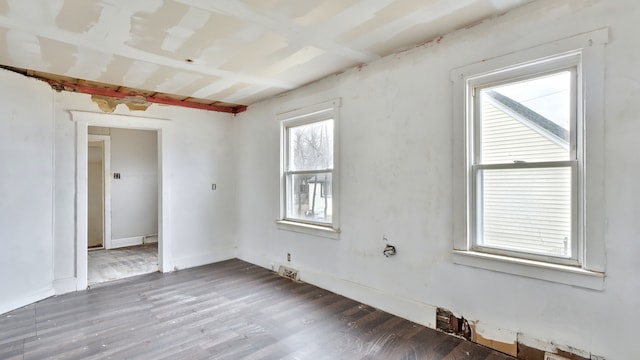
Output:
[
  {"xmin": 0, "ymin": 287, "xmax": 55, "ymax": 316},
  {"xmin": 173, "ymin": 247, "xmax": 237, "ymax": 270},
  {"xmin": 111, "ymin": 236, "xmax": 144, "ymax": 248},
  {"xmin": 143, "ymin": 235, "xmax": 158, "ymax": 244},
  {"xmin": 53, "ymin": 277, "xmax": 78, "ymax": 295},
  {"xmin": 261, "ymin": 260, "xmax": 437, "ymax": 329}
]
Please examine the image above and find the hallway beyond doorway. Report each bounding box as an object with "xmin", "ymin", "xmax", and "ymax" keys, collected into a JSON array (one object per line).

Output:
[{"xmin": 88, "ymin": 243, "xmax": 158, "ymax": 285}]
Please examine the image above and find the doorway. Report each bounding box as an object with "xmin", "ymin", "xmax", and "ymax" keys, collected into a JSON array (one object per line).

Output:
[
  {"xmin": 73, "ymin": 111, "xmax": 170, "ymax": 291},
  {"xmin": 86, "ymin": 127, "xmax": 159, "ymax": 285}
]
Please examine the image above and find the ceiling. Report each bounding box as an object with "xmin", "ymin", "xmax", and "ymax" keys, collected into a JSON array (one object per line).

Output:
[{"xmin": 0, "ymin": 0, "xmax": 534, "ymax": 112}]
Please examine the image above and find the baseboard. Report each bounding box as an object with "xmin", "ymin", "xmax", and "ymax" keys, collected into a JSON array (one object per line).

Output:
[
  {"xmin": 143, "ymin": 235, "xmax": 158, "ymax": 244},
  {"xmin": 53, "ymin": 277, "xmax": 78, "ymax": 295},
  {"xmin": 0, "ymin": 287, "xmax": 55, "ymax": 316},
  {"xmin": 173, "ymin": 247, "xmax": 237, "ymax": 270},
  {"xmin": 266, "ymin": 260, "xmax": 437, "ymax": 329},
  {"xmin": 111, "ymin": 236, "xmax": 144, "ymax": 248}
]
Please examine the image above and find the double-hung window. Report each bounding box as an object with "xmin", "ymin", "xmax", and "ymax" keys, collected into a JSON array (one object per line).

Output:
[
  {"xmin": 451, "ymin": 30, "xmax": 608, "ymax": 289},
  {"xmin": 471, "ymin": 57, "xmax": 579, "ymax": 264},
  {"xmin": 278, "ymin": 99, "xmax": 340, "ymax": 237}
]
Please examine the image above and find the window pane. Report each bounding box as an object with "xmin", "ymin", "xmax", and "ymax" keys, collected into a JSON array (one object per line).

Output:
[
  {"xmin": 478, "ymin": 166, "xmax": 572, "ymax": 257},
  {"xmin": 479, "ymin": 72, "xmax": 571, "ymax": 164},
  {"xmin": 288, "ymin": 119, "xmax": 333, "ymax": 171},
  {"xmin": 287, "ymin": 173, "xmax": 332, "ymax": 224}
]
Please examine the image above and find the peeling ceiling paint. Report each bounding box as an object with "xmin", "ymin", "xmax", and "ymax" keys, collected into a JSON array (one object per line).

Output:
[{"xmin": 0, "ymin": 0, "xmax": 534, "ymax": 109}]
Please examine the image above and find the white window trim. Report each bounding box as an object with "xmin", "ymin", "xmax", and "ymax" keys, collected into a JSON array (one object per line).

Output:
[
  {"xmin": 451, "ymin": 29, "xmax": 608, "ymax": 290},
  {"xmin": 277, "ymin": 98, "xmax": 341, "ymax": 239}
]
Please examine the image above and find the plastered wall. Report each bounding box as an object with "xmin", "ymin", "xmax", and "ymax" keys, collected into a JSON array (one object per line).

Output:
[
  {"xmin": 0, "ymin": 68, "xmax": 239, "ymax": 312},
  {"xmin": 109, "ymin": 128, "xmax": 158, "ymax": 242},
  {"xmin": 53, "ymin": 91, "xmax": 239, "ymax": 289},
  {"xmin": 234, "ymin": 1, "xmax": 640, "ymax": 358},
  {"xmin": 0, "ymin": 71, "xmax": 54, "ymax": 315}
]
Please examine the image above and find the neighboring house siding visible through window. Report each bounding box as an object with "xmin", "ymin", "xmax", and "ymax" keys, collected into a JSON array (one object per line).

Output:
[
  {"xmin": 480, "ymin": 91, "xmax": 571, "ymax": 257},
  {"xmin": 451, "ymin": 29, "xmax": 608, "ymax": 289}
]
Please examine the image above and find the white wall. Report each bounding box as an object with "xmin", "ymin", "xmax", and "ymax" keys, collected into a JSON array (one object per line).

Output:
[
  {"xmin": 234, "ymin": 0, "xmax": 639, "ymax": 358},
  {"xmin": 109, "ymin": 128, "xmax": 158, "ymax": 241},
  {"xmin": 53, "ymin": 92, "xmax": 239, "ymax": 291},
  {"xmin": 87, "ymin": 145, "xmax": 103, "ymax": 247},
  {"xmin": 0, "ymin": 70, "xmax": 55, "ymax": 314}
]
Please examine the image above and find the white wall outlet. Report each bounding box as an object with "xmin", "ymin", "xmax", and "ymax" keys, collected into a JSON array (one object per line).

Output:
[{"xmin": 211, "ymin": 183, "xmax": 216, "ymax": 190}]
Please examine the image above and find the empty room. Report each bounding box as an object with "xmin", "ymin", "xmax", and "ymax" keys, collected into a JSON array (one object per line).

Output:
[{"xmin": 0, "ymin": 1, "xmax": 637, "ymax": 359}]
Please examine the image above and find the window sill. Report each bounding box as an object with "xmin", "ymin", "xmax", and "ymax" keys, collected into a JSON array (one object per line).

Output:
[
  {"xmin": 452, "ymin": 250, "xmax": 604, "ymax": 290},
  {"xmin": 276, "ymin": 220, "xmax": 340, "ymax": 240}
]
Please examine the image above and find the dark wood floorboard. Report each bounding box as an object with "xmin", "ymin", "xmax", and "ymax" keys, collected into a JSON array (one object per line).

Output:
[{"xmin": 0, "ymin": 259, "xmax": 516, "ymax": 359}]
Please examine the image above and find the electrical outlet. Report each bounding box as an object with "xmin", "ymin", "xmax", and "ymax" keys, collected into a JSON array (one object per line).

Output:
[
  {"xmin": 211, "ymin": 184, "xmax": 216, "ymax": 190},
  {"xmin": 113, "ymin": 173, "xmax": 121, "ymax": 179},
  {"xmin": 287, "ymin": 253, "xmax": 291, "ymax": 262},
  {"xmin": 545, "ymin": 353, "xmax": 570, "ymax": 360}
]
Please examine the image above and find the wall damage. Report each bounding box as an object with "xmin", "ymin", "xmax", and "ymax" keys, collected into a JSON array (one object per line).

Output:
[{"xmin": 435, "ymin": 307, "xmax": 603, "ymax": 359}]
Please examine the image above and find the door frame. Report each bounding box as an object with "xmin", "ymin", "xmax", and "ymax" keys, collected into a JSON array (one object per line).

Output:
[
  {"xmin": 88, "ymin": 135, "xmax": 111, "ymax": 249},
  {"xmin": 72, "ymin": 111, "xmax": 171, "ymax": 290}
]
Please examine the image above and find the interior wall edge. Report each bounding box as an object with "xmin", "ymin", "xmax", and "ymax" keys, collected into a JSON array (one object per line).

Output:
[
  {"xmin": 172, "ymin": 247, "xmax": 238, "ymax": 271},
  {"xmin": 0, "ymin": 288, "xmax": 54, "ymax": 316},
  {"xmin": 53, "ymin": 277, "xmax": 78, "ymax": 295}
]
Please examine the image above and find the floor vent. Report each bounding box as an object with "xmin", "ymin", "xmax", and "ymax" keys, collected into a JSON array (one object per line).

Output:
[{"xmin": 278, "ymin": 265, "xmax": 300, "ymax": 281}]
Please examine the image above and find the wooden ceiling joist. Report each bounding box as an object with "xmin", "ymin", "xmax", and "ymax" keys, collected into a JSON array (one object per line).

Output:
[{"xmin": 1, "ymin": 65, "xmax": 248, "ymax": 114}]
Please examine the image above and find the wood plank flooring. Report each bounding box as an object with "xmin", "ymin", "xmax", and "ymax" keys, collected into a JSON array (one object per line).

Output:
[
  {"xmin": 0, "ymin": 259, "xmax": 515, "ymax": 360},
  {"xmin": 88, "ymin": 243, "xmax": 158, "ymax": 285}
]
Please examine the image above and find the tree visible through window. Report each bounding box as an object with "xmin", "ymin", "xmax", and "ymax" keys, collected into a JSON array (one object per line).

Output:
[{"xmin": 286, "ymin": 119, "xmax": 334, "ymax": 224}]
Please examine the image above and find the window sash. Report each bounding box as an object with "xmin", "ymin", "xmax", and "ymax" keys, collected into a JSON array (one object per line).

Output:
[
  {"xmin": 468, "ymin": 61, "xmax": 580, "ymax": 265},
  {"xmin": 470, "ymin": 161, "xmax": 579, "ymax": 265},
  {"xmin": 279, "ymin": 99, "xmax": 340, "ymax": 230},
  {"xmin": 284, "ymin": 171, "xmax": 333, "ymax": 226}
]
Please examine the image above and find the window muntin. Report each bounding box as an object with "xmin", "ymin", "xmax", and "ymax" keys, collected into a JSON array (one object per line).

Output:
[{"xmin": 469, "ymin": 60, "xmax": 579, "ymax": 264}]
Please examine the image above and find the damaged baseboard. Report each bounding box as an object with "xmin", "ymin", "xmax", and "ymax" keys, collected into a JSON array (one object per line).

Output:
[{"xmin": 436, "ymin": 307, "xmax": 605, "ymax": 359}]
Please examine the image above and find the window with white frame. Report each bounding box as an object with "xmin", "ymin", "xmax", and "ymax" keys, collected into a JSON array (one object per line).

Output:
[
  {"xmin": 471, "ymin": 57, "xmax": 579, "ymax": 265},
  {"xmin": 451, "ymin": 29, "xmax": 608, "ymax": 289},
  {"xmin": 278, "ymin": 99, "xmax": 340, "ymax": 235}
]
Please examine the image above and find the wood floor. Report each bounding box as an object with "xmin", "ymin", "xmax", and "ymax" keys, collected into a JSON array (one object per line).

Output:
[
  {"xmin": 88, "ymin": 243, "xmax": 159, "ymax": 285},
  {"xmin": 0, "ymin": 259, "xmax": 515, "ymax": 360}
]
